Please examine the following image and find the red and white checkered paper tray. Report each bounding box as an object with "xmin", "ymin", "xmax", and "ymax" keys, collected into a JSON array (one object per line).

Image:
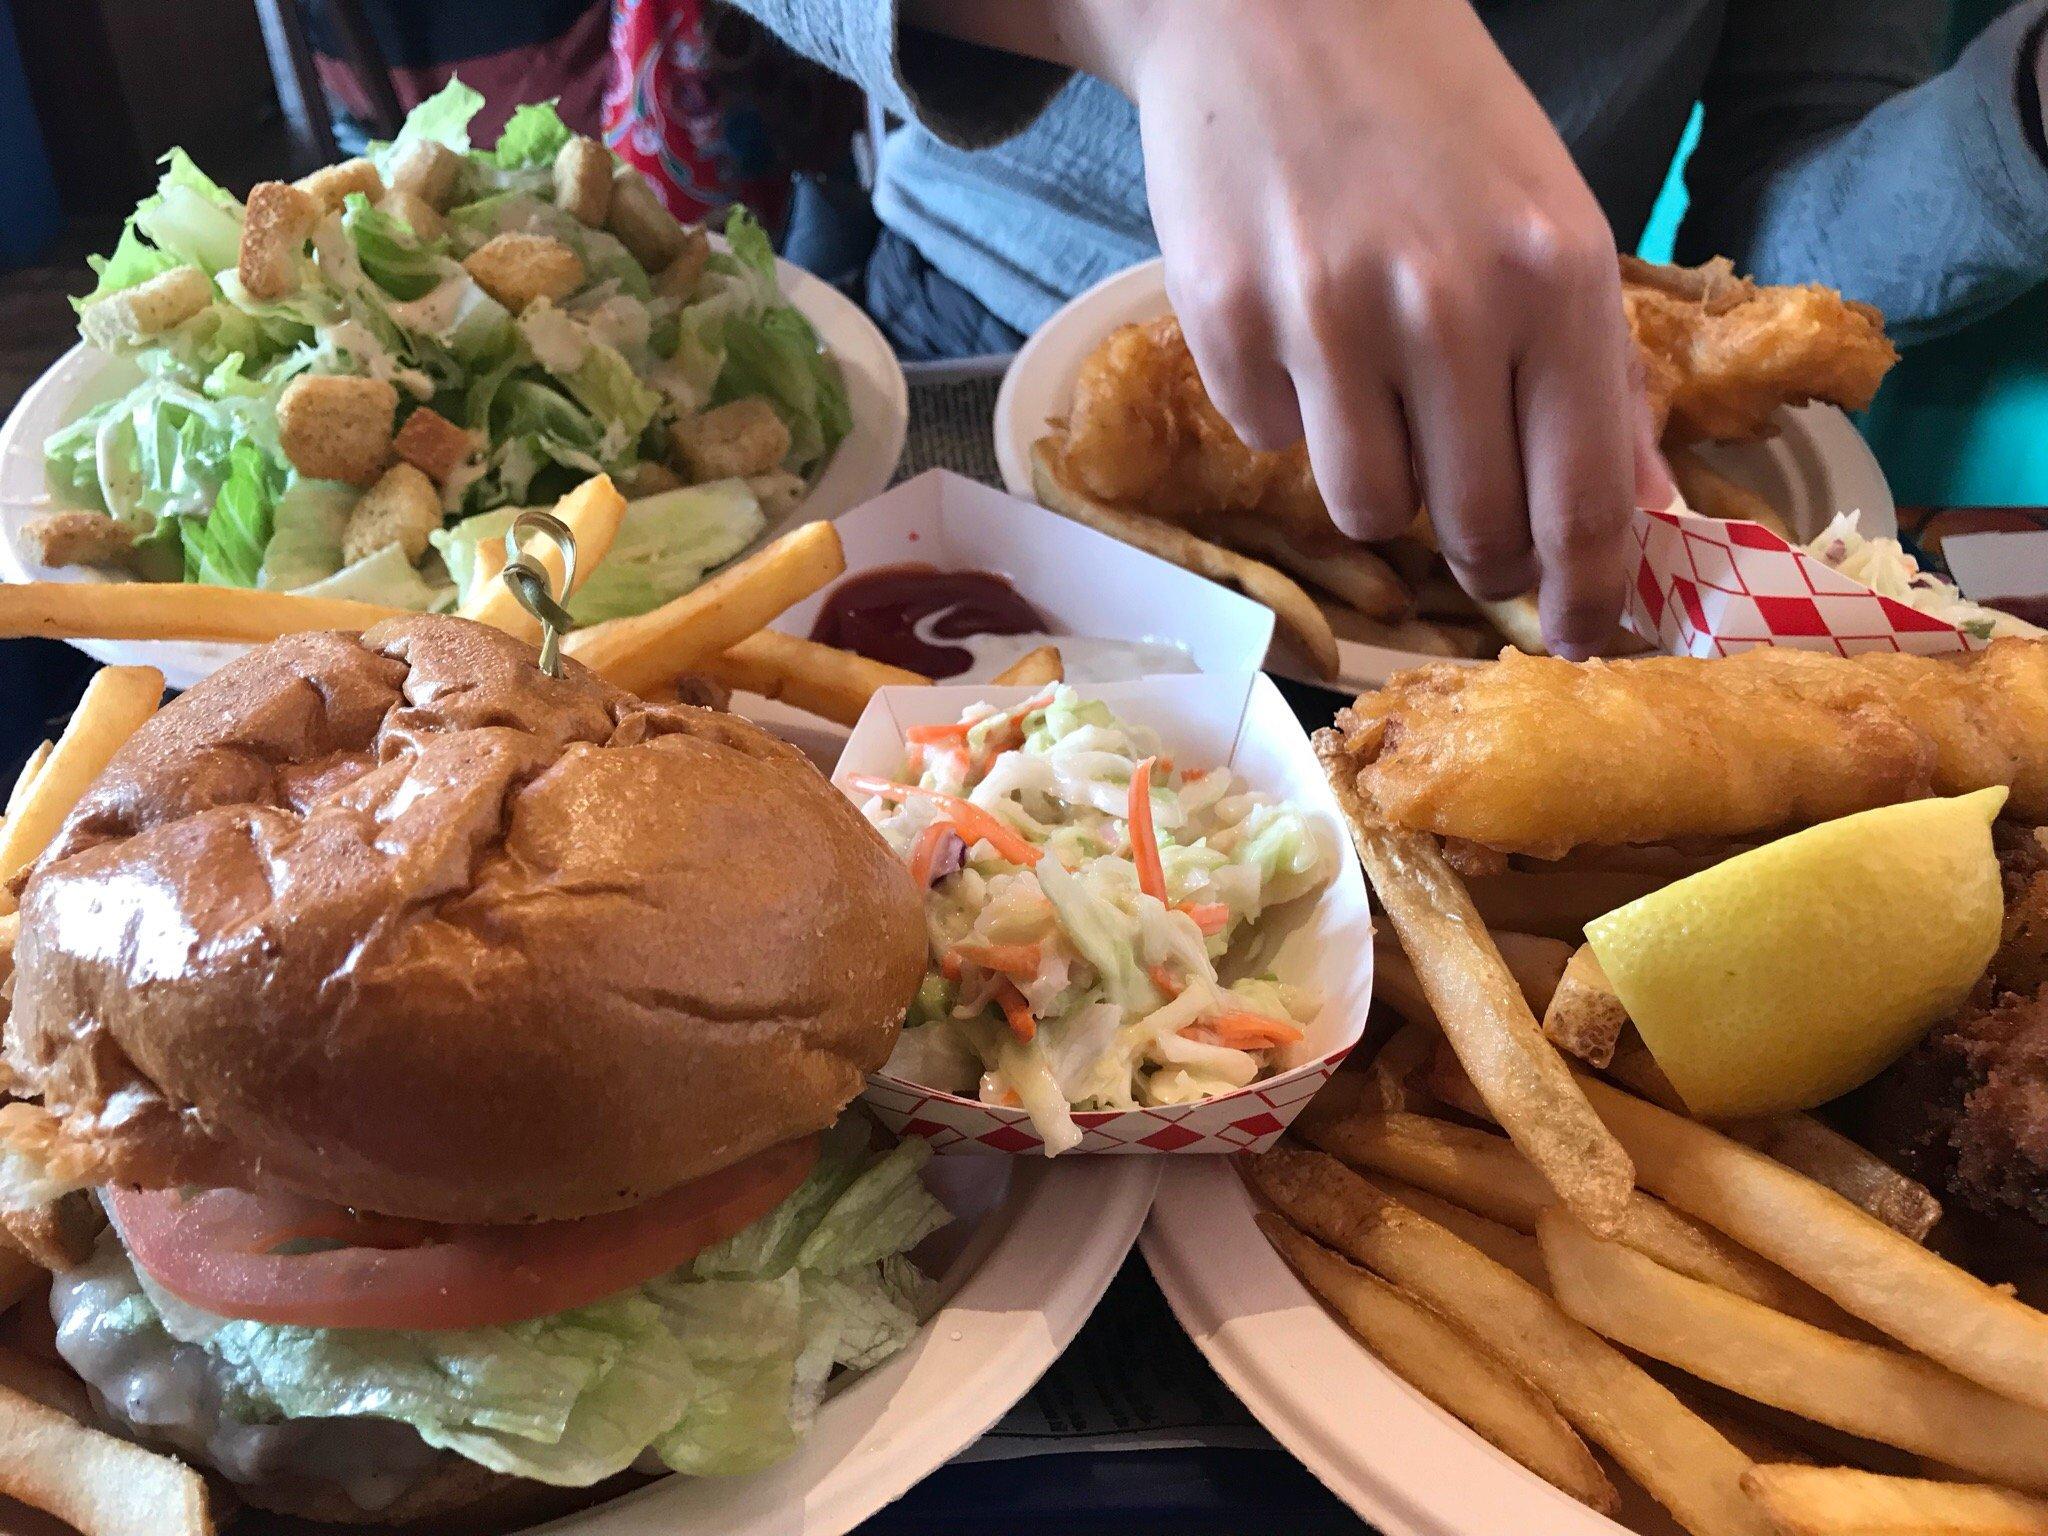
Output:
[
  {"xmin": 835, "ymin": 672, "xmax": 1374, "ymax": 1156},
  {"xmin": 1629, "ymin": 505, "xmax": 1984, "ymax": 657}
]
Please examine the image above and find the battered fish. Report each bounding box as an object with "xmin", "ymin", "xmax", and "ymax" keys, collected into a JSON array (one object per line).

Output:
[
  {"xmin": 1620, "ymin": 255, "xmax": 1899, "ymax": 443},
  {"xmin": 1327, "ymin": 640, "xmax": 2048, "ymax": 858},
  {"xmin": 1050, "ymin": 259, "xmax": 1897, "ymax": 532}
]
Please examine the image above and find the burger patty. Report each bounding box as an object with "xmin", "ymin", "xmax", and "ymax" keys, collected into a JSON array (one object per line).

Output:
[
  {"xmin": 1844, "ymin": 828, "xmax": 2048, "ymax": 1226},
  {"xmin": 50, "ymin": 1237, "xmax": 448, "ymax": 1516}
]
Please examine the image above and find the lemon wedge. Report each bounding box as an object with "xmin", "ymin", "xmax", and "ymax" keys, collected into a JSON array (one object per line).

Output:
[{"xmin": 1585, "ymin": 787, "xmax": 2008, "ymax": 1119}]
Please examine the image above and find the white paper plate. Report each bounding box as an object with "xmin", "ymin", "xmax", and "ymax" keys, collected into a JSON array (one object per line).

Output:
[
  {"xmin": 994, "ymin": 256, "xmax": 1896, "ymax": 692},
  {"xmin": 534, "ymin": 1154, "xmax": 1155, "ymax": 1535},
  {"xmin": 1141, "ymin": 1158, "xmax": 1634, "ymax": 1536},
  {"xmin": 0, "ymin": 253, "xmax": 907, "ymax": 692}
]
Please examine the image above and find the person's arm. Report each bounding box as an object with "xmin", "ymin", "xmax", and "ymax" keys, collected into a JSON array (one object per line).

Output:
[
  {"xmin": 736, "ymin": 0, "xmax": 1670, "ymax": 655},
  {"xmin": 1677, "ymin": 0, "xmax": 2048, "ymax": 343}
]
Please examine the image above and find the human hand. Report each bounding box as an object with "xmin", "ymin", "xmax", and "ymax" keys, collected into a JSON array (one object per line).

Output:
[{"xmin": 1097, "ymin": 0, "xmax": 1670, "ymax": 655}]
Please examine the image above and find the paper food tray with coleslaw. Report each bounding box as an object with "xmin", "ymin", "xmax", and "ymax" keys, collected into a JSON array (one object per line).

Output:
[{"xmin": 836, "ymin": 674, "xmax": 1374, "ymax": 1156}]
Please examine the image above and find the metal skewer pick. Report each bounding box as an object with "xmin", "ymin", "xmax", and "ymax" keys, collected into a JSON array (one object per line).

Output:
[{"xmin": 501, "ymin": 510, "xmax": 578, "ymax": 677}]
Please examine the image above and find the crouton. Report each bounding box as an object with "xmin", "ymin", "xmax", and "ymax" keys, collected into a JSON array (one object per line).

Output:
[
  {"xmin": 554, "ymin": 136, "xmax": 613, "ymax": 227},
  {"xmin": 20, "ymin": 511, "xmax": 136, "ymax": 570},
  {"xmin": 461, "ymin": 233, "xmax": 585, "ymax": 313},
  {"xmin": 747, "ymin": 469, "xmax": 807, "ymax": 517},
  {"xmin": 342, "ymin": 462, "xmax": 442, "ymax": 564},
  {"xmin": 79, "ymin": 266, "xmax": 212, "ymax": 350},
  {"xmin": 238, "ymin": 180, "xmax": 320, "ymax": 301},
  {"xmin": 392, "ymin": 406, "xmax": 475, "ymax": 484},
  {"xmin": 670, "ymin": 397, "xmax": 791, "ymax": 482},
  {"xmin": 390, "ymin": 139, "xmax": 463, "ymax": 210},
  {"xmin": 617, "ymin": 459, "xmax": 684, "ymax": 498},
  {"xmin": 605, "ymin": 167, "xmax": 687, "ymax": 271},
  {"xmin": 651, "ymin": 226, "xmax": 711, "ymax": 301},
  {"xmin": 296, "ymin": 157, "xmax": 385, "ymax": 213},
  {"xmin": 378, "ymin": 187, "xmax": 445, "ymax": 243},
  {"xmin": 277, "ymin": 374, "xmax": 398, "ymax": 486}
]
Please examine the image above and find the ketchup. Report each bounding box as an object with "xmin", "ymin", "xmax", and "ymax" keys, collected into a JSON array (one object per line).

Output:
[{"xmin": 811, "ymin": 563, "xmax": 1048, "ymax": 678}]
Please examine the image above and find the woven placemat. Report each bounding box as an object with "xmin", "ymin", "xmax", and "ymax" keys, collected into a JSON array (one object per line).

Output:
[{"xmin": 896, "ymin": 369, "xmax": 1007, "ymax": 488}]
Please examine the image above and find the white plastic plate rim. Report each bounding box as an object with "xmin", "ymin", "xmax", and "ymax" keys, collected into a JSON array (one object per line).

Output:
[
  {"xmin": 994, "ymin": 255, "xmax": 1898, "ymax": 692},
  {"xmin": 1140, "ymin": 1158, "xmax": 1627, "ymax": 1536},
  {"xmin": 0, "ymin": 251, "xmax": 907, "ymax": 692},
  {"xmin": 535, "ymin": 1155, "xmax": 1161, "ymax": 1534}
]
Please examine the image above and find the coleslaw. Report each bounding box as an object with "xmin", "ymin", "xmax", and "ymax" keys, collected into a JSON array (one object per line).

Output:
[
  {"xmin": 848, "ymin": 688, "xmax": 1333, "ymax": 1154},
  {"xmin": 1805, "ymin": 513, "xmax": 2041, "ymax": 640}
]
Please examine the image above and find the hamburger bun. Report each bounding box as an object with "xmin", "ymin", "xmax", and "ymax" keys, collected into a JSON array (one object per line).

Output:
[{"xmin": 5, "ymin": 616, "xmax": 926, "ymax": 1223}]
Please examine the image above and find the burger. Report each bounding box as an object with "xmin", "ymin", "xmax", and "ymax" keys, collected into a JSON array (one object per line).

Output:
[{"xmin": 0, "ymin": 615, "xmax": 936, "ymax": 1523}]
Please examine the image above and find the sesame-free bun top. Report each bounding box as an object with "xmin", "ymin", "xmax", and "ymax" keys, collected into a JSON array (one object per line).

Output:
[{"xmin": 5, "ymin": 616, "xmax": 926, "ymax": 1224}]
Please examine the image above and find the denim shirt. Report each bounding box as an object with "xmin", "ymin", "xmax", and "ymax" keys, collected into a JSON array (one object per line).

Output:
[{"xmin": 738, "ymin": 0, "xmax": 2048, "ymax": 347}]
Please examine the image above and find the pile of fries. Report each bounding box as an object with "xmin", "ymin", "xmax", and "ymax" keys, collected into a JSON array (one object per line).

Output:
[
  {"xmin": 0, "ymin": 471, "xmax": 1069, "ymax": 1535},
  {"xmin": 1236, "ymin": 736, "xmax": 2048, "ymax": 1536}
]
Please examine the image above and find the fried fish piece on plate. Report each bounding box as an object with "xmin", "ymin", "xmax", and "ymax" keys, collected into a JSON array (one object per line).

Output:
[
  {"xmin": 1621, "ymin": 254, "xmax": 1898, "ymax": 443},
  {"xmin": 1328, "ymin": 639, "xmax": 2048, "ymax": 859}
]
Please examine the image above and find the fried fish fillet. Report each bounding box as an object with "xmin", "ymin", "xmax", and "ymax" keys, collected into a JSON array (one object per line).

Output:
[
  {"xmin": 1051, "ymin": 313, "xmax": 1333, "ymax": 544},
  {"xmin": 1620, "ymin": 255, "xmax": 1899, "ymax": 443},
  {"xmin": 1050, "ymin": 259, "xmax": 1898, "ymax": 533},
  {"xmin": 1326, "ymin": 640, "xmax": 2048, "ymax": 858}
]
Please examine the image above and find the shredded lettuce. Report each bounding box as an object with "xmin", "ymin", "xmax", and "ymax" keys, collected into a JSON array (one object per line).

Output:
[{"xmin": 70, "ymin": 1131, "xmax": 944, "ymax": 1487}]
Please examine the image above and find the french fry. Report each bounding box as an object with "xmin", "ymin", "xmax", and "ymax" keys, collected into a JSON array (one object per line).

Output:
[
  {"xmin": 1476, "ymin": 594, "xmax": 1546, "ymax": 654},
  {"xmin": 458, "ymin": 473, "xmax": 628, "ymax": 643},
  {"xmin": 1245, "ymin": 1147, "xmax": 1769, "ymax": 1536},
  {"xmin": 1317, "ymin": 749, "xmax": 1634, "ymax": 1236},
  {"xmin": 1211, "ymin": 513, "xmax": 1412, "ymax": 619},
  {"xmin": 0, "ymin": 666, "xmax": 162, "ymax": 913},
  {"xmin": 4, "ymin": 741, "xmax": 52, "ymax": 823},
  {"xmin": 1574, "ymin": 1071, "xmax": 2048, "ymax": 1413},
  {"xmin": 1539, "ymin": 1211, "xmax": 2048, "ymax": 1491},
  {"xmin": 0, "ymin": 1380, "xmax": 213, "ymax": 1535},
  {"xmin": 1606, "ymin": 1030, "xmax": 1691, "ymax": 1110},
  {"xmin": 1032, "ymin": 439, "xmax": 1341, "ymax": 677},
  {"xmin": 988, "ymin": 645, "xmax": 1064, "ymax": 688},
  {"xmin": 1461, "ymin": 867, "xmax": 1674, "ymax": 941},
  {"xmin": 1374, "ymin": 933, "xmax": 1568, "ymax": 1025},
  {"xmin": 1741, "ymin": 1465, "xmax": 2048, "ymax": 1536},
  {"xmin": 1305, "ymin": 1110, "xmax": 1855, "ymax": 1332},
  {"xmin": 1670, "ymin": 447, "xmax": 1795, "ymax": 542},
  {"xmin": 564, "ymin": 520, "xmax": 845, "ymax": 694},
  {"xmin": 1721, "ymin": 1113, "xmax": 1942, "ymax": 1245},
  {"xmin": 1544, "ymin": 944, "xmax": 1629, "ymax": 1068},
  {"xmin": 699, "ymin": 631, "xmax": 929, "ymax": 726},
  {"xmin": 1319, "ymin": 604, "xmax": 1492, "ymax": 659},
  {"xmin": 1256, "ymin": 1211, "xmax": 1615, "ymax": 1510},
  {"xmin": 1365, "ymin": 1019, "xmax": 1440, "ymax": 1114},
  {"xmin": 0, "ymin": 582, "xmax": 402, "ymax": 644},
  {"xmin": 1375, "ymin": 1178, "xmax": 1550, "ymax": 1288}
]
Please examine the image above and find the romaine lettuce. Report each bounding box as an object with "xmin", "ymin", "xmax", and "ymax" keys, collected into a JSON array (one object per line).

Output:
[{"xmin": 181, "ymin": 442, "xmax": 280, "ymax": 587}]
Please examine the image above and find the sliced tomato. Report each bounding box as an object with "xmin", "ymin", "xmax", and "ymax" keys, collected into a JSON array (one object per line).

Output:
[{"xmin": 105, "ymin": 1137, "xmax": 818, "ymax": 1331}]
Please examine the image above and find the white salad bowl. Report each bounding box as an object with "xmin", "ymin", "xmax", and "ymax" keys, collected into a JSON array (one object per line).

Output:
[{"xmin": 0, "ymin": 253, "xmax": 906, "ymax": 693}]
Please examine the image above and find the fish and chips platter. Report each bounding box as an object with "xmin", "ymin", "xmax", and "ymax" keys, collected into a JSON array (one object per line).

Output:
[{"xmin": 8, "ymin": 80, "xmax": 2048, "ymax": 1536}]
